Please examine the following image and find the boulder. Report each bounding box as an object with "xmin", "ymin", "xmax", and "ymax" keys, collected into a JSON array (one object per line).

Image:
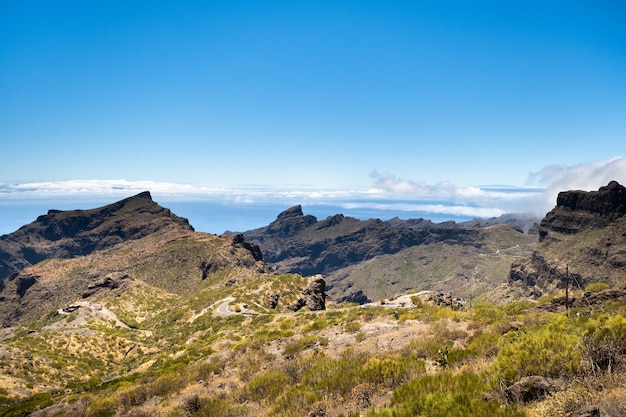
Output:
[
  {"xmin": 506, "ymin": 376, "xmax": 566, "ymax": 403},
  {"xmin": 417, "ymin": 291, "xmax": 464, "ymax": 310}
]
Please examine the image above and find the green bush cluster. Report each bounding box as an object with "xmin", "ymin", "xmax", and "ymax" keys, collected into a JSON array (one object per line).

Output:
[
  {"xmin": 244, "ymin": 349, "xmax": 425, "ymax": 415},
  {"xmin": 367, "ymin": 372, "xmax": 524, "ymax": 417},
  {"xmin": 491, "ymin": 315, "xmax": 582, "ymax": 385}
]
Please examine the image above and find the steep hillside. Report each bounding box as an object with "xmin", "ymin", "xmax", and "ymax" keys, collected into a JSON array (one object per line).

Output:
[
  {"xmin": 0, "ymin": 228, "xmax": 271, "ymax": 327},
  {"xmin": 509, "ymin": 181, "xmax": 626, "ymax": 297},
  {"xmin": 243, "ymin": 206, "xmax": 537, "ymax": 302},
  {"xmin": 0, "ymin": 192, "xmax": 193, "ymax": 282}
]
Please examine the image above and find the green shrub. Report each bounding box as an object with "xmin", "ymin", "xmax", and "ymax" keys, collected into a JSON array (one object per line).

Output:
[
  {"xmin": 193, "ymin": 398, "xmax": 248, "ymax": 417},
  {"xmin": 302, "ymin": 319, "xmax": 328, "ymax": 333},
  {"xmin": 469, "ymin": 301, "xmax": 510, "ymax": 331},
  {"xmin": 491, "ymin": 315, "xmax": 582, "ymax": 385},
  {"xmin": 0, "ymin": 392, "xmax": 54, "ymax": 417},
  {"xmin": 245, "ymin": 370, "xmax": 291, "ymax": 403},
  {"xmin": 363, "ymin": 355, "xmax": 425, "ymax": 388},
  {"xmin": 86, "ymin": 396, "xmax": 120, "ymax": 417},
  {"xmin": 465, "ymin": 331, "xmax": 505, "ymax": 359},
  {"xmin": 368, "ymin": 372, "xmax": 524, "ymax": 417},
  {"xmin": 581, "ymin": 314, "xmax": 626, "ymax": 374},
  {"xmin": 586, "ymin": 282, "xmax": 610, "ymax": 293},
  {"xmin": 283, "ymin": 335, "xmax": 321, "ymax": 357},
  {"xmin": 345, "ymin": 321, "xmax": 362, "ymax": 333},
  {"xmin": 302, "ymin": 350, "xmax": 366, "ymax": 400},
  {"xmin": 271, "ymin": 385, "xmax": 321, "ymax": 416}
]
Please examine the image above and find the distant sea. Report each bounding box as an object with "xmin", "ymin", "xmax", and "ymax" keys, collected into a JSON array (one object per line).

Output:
[{"xmin": 0, "ymin": 199, "xmax": 478, "ymax": 237}]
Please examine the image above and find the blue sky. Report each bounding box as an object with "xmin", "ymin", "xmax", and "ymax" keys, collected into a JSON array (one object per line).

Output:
[{"xmin": 1, "ymin": 1, "xmax": 625, "ymax": 231}]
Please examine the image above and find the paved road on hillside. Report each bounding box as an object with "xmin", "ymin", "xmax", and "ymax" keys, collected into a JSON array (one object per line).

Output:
[{"xmin": 216, "ymin": 297, "xmax": 237, "ymax": 316}]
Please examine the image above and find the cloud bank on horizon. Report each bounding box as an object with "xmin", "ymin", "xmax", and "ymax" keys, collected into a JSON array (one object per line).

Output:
[{"xmin": 1, "ymin": 157, "xmax": 625, "ymax": 220}]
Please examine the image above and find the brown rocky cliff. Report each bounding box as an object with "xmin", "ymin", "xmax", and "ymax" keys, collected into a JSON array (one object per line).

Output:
[
  {"xmin": 508, "ymin": 181, "xmax": 626, "ymax": 297},
  {"xmin": 539, "ymin": 180, "xmax": 626, "ymax": 242}
]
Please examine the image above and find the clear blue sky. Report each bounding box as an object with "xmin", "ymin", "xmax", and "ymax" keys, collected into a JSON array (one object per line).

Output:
[{"xmin": 1, "ymin": 1, "xmax": 625, "ymax": 217}]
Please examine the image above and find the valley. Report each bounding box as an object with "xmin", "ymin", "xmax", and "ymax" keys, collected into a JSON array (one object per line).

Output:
[{"xmin": 0, "ymin": 183, "xmax": 625, "ymax": 416}]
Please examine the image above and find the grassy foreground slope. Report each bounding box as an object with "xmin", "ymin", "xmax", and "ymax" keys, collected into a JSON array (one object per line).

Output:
[{"xmin": 2, "ymin": 267, "xmax": 626, "ymax": 416}]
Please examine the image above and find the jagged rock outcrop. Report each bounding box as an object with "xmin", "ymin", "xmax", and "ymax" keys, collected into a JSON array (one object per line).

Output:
[
  {"xmin": 506, "ymin": 376, "xmax": 566, "ymax": 403},
  {"xmin": 267, "ymin": 293, "xmax": 280, "ymax": 309},
  {"xmin": 81, "ymin": 273, "xmax": 134, "ymax": 298},
  {"xmin": 0, "ymin": 191, "xmax": 194, "ymax": 282},
  {"xmin": 231, "ymin": 234, "xmax": 263, "ymax": 262},
  {"xmin": 244, "ymin": 206, "xmax": 483, "ymax": 280},
  {"xmin": 508, "ymin": 181, "xmax": 626, "ymax": 297},
  {"xmin": 260, "ymin": 205, "xmax": 317, "ymax": 240},
  {"xmin": 539, "ymin": 180, "xmax": 626, "ymax": 242},
  {"xmin": 288, "ymin": 276, "xmax": 326, "ymax": 311},
  {"xmin": 416, "ymin": 291, "xmax": 464, "ymax": 310}
]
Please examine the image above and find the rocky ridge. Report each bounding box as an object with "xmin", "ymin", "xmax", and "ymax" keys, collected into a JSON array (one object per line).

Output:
[
  {"xmin": 508, "ymin": 181, "xmax": 626, "ymax": 297},
  {"xmin": 0, "ymin": 191, "xmax": 194, "ymax": 282},
  {"xmin": 243, "ymin": 205, "xmax": 537, "ymax": 302},
  {"xmin": 0, "ymin": 193, "xmax": 272, "ymax": 327}
]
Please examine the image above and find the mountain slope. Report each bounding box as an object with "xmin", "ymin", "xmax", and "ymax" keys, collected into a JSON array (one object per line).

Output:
[
  {"xmin": 0, "ymin": 228, "xmax": 269, "ymax": 327},
  {"xmin": 508, "ymin": 181, "xmax": 626, "ymax": 297},
  {"xmin": 0, "ymin": 192, "xmax": 193, "ymax": 282},
  {"xmin": 243, "ymin": 206, "xmax": 537, "ymax": 302},
  {"xmin": 331, "ymin": 224, "xmax": 536, "ymax": 302}
]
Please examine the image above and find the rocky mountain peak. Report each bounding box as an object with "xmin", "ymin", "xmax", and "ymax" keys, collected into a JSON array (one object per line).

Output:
[
  {"xmin": 539, "ymin": 180, "xmax": 626, "ymax": 242},
  {"xmin": 509, "ymin": 181, "xmax": 626, "ymax": 297},
  {"xmin": 277, "ymin": 205, "xmax": 305, "ymax": 219},
  {"xmin": 259, "ymin": 205, "xmax": 318, "ymax": 238},
  {"xmin": 0, "ymin": 192, "xmax": 194, "ymax": 281},
  {"xmin": 556, "ymin": 180, "xmax": 626, "ymax": 217}
]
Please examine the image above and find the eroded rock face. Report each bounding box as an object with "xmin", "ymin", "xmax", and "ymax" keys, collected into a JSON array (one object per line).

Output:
[
  {"xmin": 267, "ymin": 293, "xmax": 280, "ymax": 309},
  {"xmin": 231, "ymin": 234, "xmax": 263, "ymax": 262},
  {"xmin": 81, "ymin": 274, "xmax": 134, "ymax": 298},
  {"xmin": 288, "ymin": 276, "xmax": 326, "ymax": 311},
  {"xmin": 508, "ymin": 181, "xmax": 626, "ymax": 297},
  {"xmin": 539, "ymin": 181, "xmax": 626, "ymax": 242}
]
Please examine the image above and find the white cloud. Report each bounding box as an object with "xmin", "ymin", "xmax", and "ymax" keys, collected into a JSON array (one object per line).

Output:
[
  {"xmin": 369, "ymin": 171, "xmax": 538, "ymax": 204},
  {"xmin": 2, "ymin": 158, "xmax": 623, "ymax": 222},
  {"xmin": 526, "ymin": 156, "xmax": 626, "ymax": 214},
  {"xmin": 0, "ymin": 179, "xmax": 229, "ymax": 200},
  {"xmin": 342, "ymin": 202, "xmax": 505, "ymax": 218}
]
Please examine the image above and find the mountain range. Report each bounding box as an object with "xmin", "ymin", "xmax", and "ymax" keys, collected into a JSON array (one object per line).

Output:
[
  {"xmin": 241, "ymin": 205, "xmax": 539, "ymax": 303},
  {"xmin": 0, "ymin": 182, "xmax": 625, "ymax": 416}
]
